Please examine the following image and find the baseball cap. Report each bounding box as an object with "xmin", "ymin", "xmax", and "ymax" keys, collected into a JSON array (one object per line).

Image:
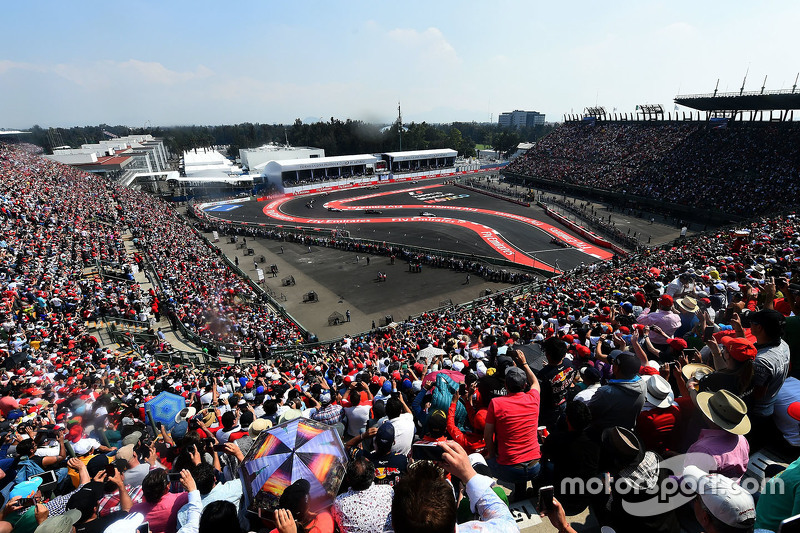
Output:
[
  {"xmin": 121, "ymin": 431, "xmax": 142, "ymax": 447},
  {"xmin": 609, "ymin": 350, "xmax": 641, "ymax": 377},
  {"xmin": 67, "ymin": 488, "xmax": 99, "ymax": 522},
  {"xmin": 374, "ymin": 422, "xmax": 395, "ymax": 450},
  {"xmin": 668, "ymin": 338, "xmax": 688, "ymax": 352},
  {"xmin": 86, "ymin": 454, "xmax": 110, "ymax": 478},
  {"xmin": 171, "ymin": 420, "xmax": 188, "ymax": 441},
  {"xmin": 721, "ymin": 337, "xmax": 757, "ymax": 362},
  {"xmin": 580, "ymin": 366, "xmax": 602, "ymax": 384},
  {"xmin": 496, "ymin": 356, "xmax": 514, "ymax": 375},
  {"xmin": 10, "ymin": 476, "xmax": 43, "ymax": 499},
  {"xmin": 505, "ymin": 366, "xmax": 527, "ymax": 390},
  {"xmin": 659, "ymin": 294, "xmax": 674, "ymax": 307},
  {"xmin": 788, "ymin": 402, "xmax": 800, "ymax": 422},
  {"xmin": 428, "ymin": 409, "xmax": 447, "ymax": 438},
  {"xmin": 34, "ymin": 510, "xmax": 81, "ymax": 533},
  {"xmin": 682, "ymin": 465, "xmax": 755, "ymax": 529},
  {"xmin": 115, "ymin": 444, "xmax": 136, "ymax": 463}
]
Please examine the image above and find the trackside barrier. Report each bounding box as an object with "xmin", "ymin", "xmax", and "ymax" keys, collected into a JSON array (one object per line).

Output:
[
  {"xmin": 454, "ymin": 183, "xmax": 530, "ymax": 207},
  {"xmin": 540, "ymin": 205, "xmax": 629, "ymax": 256},
  {"xmin": 502, "ymin": 171, "xmax": 739, "ymax": 226}
]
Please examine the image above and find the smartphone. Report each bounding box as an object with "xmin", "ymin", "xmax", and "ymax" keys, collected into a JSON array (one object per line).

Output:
[
  {"xmin": 246, "ymin": 508, "xmax": 267, "ymax": 519},
  {"xmin": 136, "ymin": 523, "xmax": 150, "ymax": 533},
  {"xmin": 411, "ymin": 442, "xmax": 445, "ymax": 462},
  {"xmin": 703, "ymin": 326, "xmax": 715, "ymax": 342},
  {"xmin": 683, "ymin": 347, "xmax": 700, "ymax": 360},
  {"xmin": 212, "ymin": 444, "xmax": 227, "ymax": 452},
  {"xmin": 18, "ymin": 497, "xmax": 36, "ymax": 509},
  {"xmin": 166, "ymin": 472, "xmax": 183, "ymax": 482},
  {"xmin": 29, "ymin": 471, "xmax": 57, "ymax": 486},
  {"xmin": 105, "ymin": 464, "xmax": 116, "ymax": 477},
  {"xmin": 779, "ymin": 514, "xmax": 800, "ymax": 533},
  {"xmin": 538, "ymin": 485, "xmax": 554, "ymax": 514}
]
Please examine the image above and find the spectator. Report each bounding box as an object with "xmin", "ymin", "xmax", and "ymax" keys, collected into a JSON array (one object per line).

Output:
[
  {"xmin": 131, "ymin": 469, "xmax": 189, "ymax": 533},
  {"xmin": 636, "ymin": 375, "xmax": 683, "ymax": 456},
  {"xmin": 269, "ymin": 479, "xmax": 333, "ymax": 533},
  {"xmin": 588, "ymin": 350, "xmax": 646, "ymax": 432},
  {"xmin": 748, "ymin": 309, "xmax": 791, "ymax": 417},
  {"xmin": 536, "ymin": 337, "xmax": 574, "ymax": 430},
  {"xmin": 683, "ymin": 465, "xmax": 756, "ymax": 533},
  {"xmin": 539, "ymin": 400, "xmax": 599, "ymax": 511},
  {"xmin": 595, "ymin": 426, "xmax": 680, "ymax": 533},
  {"xmin": 391, "ymin": 441, "xmax": 516, "ymax": 533},
  {"xmin": 332, "ymin": 457, "xmax": 393, "ymax": 533},
  {"xmin": 685, "ymin": 389, "xmax": 751, "ymax": 482},
  {"xmin": 354, "ymin": 423, "xmax": 407, "ymax": 486},
  {"xmin": 384, "ymin": 394, "xmax": 414, "ymax": 456},
  {"xmin": 484, "ymin": 350, "xmax": 541, "ymax": 501}
]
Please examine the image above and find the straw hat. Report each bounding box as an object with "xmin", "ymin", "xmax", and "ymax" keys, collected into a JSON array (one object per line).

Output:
[
  {"xmin": 675, "ymin": 296, "xmax": 699, "ymax": 313},
  {"xmin": 682, "ymin": 363, "xmax": 714, "ymax": 381}
]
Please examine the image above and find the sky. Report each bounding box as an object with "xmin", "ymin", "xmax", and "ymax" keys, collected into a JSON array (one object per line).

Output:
[{"xmin": 1, "ymin": 0, "xmax": 798, "ymax": 128}]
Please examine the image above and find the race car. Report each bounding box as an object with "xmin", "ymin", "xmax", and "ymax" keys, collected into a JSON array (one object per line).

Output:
[
  {"xmin": 327, "ymin": 207, "xmax": 342, "ymax": 212},
  {"xmin": 419, "ymin": 211, "xmax": 435, "ymax": 217},
  {"xmin": 364, "ymin": 209, "xmax": 382, "ymax": 214}
]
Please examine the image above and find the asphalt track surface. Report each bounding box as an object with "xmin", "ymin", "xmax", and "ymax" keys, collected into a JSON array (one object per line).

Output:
[{"xmin": 203, "ymin": 179, "xmax": 614, "ymax": 272}]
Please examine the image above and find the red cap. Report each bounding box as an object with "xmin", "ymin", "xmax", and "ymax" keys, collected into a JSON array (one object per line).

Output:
[
  {"xmin": 722, "ymin": 337, "xmax": 757, "ymax": 362},
  {"xmin": 659, "ymin": 294, "xmax": 674, "ymax": 307},
  {"xmin": 640, "ymin": 365, "xmax": 659, "ymax": 376},
  {"xmin": 788, "ymin": 402, "xmax": 800, "ymax": 422},
  {"xmin": 668, "ymin": 338, "xmax": 688, "ymax": 351},
  {"xmin": 575, "ymin": 345, "xmax": 591, "ymax": 358}
]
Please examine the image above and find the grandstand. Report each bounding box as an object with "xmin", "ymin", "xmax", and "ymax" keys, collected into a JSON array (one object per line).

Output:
[
  {"xmin": 2, "ymin": 101, "xmax": 800, "ymax": 533},
  {"xmin": 506, "ymin": 92, "xmax": 800, "ymax": 224}
]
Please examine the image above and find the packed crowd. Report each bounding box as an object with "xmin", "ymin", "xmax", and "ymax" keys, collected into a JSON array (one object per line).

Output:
[
  {"xmin": 505, "ymin": 121, "xmax": 800, "ymax": 215},
  {"xmin": 1, "ymin": 142, "xmax": 800, "ymax": 533}
]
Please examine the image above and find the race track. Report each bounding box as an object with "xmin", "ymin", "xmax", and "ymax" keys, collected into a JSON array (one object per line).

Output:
[{"xmin": 202, "ymin": 180, "xmax": 614, "ymax": 272}]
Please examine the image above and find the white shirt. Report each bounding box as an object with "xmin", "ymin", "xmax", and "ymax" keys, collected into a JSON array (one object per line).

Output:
[
  {"xmin": 389, "ymin": 413, "xmax": 415, "ymax": 456},
  {"xmin": 344, "ymin": 403, "xmax": 372, "ymax": 438},
  {"xmin": 574, "ymin": 384, "xmax": 601, "ymax": 404}
]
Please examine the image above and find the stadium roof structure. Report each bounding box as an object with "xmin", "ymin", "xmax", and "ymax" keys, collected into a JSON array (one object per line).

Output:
[
  {"xmin": 382, "ymin": 148, "xmax": 457, "ymax": 162},
  {"xmin": 675, "ymin": 90, "xmax": 800, "ymax": 111},
  {"xmin": 264, "ymin": 154, "xmax": 379, "ymax": 173}
]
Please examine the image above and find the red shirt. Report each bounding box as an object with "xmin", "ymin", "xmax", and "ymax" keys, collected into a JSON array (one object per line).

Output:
[{"xmin": 486, "ymin": 388, "xmax": 541, "ymax": 465}]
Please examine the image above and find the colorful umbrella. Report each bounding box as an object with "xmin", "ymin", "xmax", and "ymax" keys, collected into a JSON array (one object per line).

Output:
[
  {"xmin": 144, "ymin": 392, "xmax": 185, "ymax": 430},
  {"xmin": 240, "ymin": 418, "xmax": 347, "ymax": 513}
]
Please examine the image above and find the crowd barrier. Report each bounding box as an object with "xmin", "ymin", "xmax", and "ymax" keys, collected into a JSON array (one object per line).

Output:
[{"xmin": 540, "ymin": 204, "xmax": 629, "ymax": 256}]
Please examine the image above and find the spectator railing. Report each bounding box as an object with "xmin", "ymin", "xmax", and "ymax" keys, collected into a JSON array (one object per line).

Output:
[{"xmin": 502, "ymin": 170, "xmax": 739, "ymax": 226}]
